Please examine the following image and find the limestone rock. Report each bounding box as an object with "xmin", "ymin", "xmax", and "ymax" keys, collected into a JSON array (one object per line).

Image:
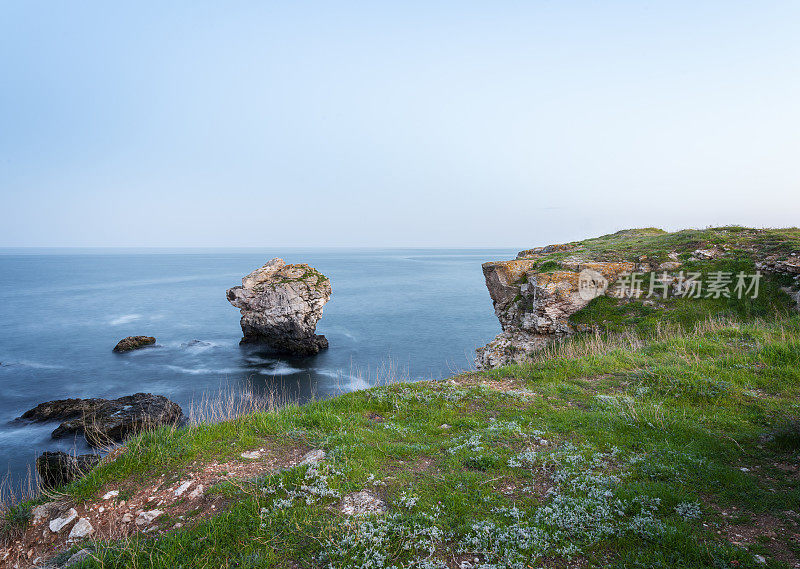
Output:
[
  {"xmin": 340, "ymin": 490, "xmax": 386, "ymax": 516},
  {"xmin": 18, "ymin": 393, "xmax": 185, "ymax": 446},
  {"xmin": 36, "ymin": 451, "xmax": 100, "ymax": 488},
  {"xmin": 112, "ymin": 336, "xmax": 156, "ymax": 352},
  {"xmin": 298, "ymin": 449, "xmax": 326, "ymax": 466},
  {"xmin": 226, "ymin": 258, "xmax": 331, "ymax": 355},
  {"xmin": 476, "ymin": 256, "xmax": 634, "ymax": 369},
  {"xmin": 188, "ymin": 484, "xmax": 204, "ymax": 500},
  {"xmin": 31, "ymin": 502, "xmax": 58, "ymax": 525},
  {"xmin": 67, "ymin": 518, "xmax": 94, "ymax": 541},
  {"xmin": 64, "ymin": 549, "xmax": 96, "ymax": 567},
  {"xmin": 49, "ymin": 508, "xmax": 78, "ymax": 533},
  {"xmin": 135, "ymin": 509, "xmax": 163, "ymax": 526}
]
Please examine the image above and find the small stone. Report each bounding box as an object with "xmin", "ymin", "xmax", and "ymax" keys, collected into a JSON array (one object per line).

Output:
[
  {"xmin": 240, "ymin": 451, "xmax": 261, "ymax": 460},
  {"xmin": 173, "ymin": 523, "xmax": 183, "ymax": 529},
  {"xmin": 755, "ymin": 555, "xmax": 766, "ymax": 564},
  {"xmin": 174, "ymin": 480, "xmax": 193, "ymax": 497},
  {"xmin": 340, "ymin": 490, "xmax": 386, "ymax": 516},
  {"xmin": 135, "ymin": 509, "xmax": 163, "ymax": 526},
  {"xmin": 31, "ymin": 502, "xmax": 57, "ymax": 525},
  {"xmin": 121, "ymin": 513, "xmax": 133, "ymax": 523},
  {"xmin": 102, "ymin": 490, "xmax": 119, "ymax": 500},
  {"xmin": 188, "ymin": 484, "xmax": 205, "ymax": 500},
  {"xmin": 439, "ymin": 424, "xmax": 450, "ymax": 429},
  {"xmin": 68, "ymin": 518, "xmax": 94, "ymax": 541},
  {"xmin": 64, "ymin": 549, "xmax": 95, "ymax": 568},
  {"xmin": 299, "ymin": 449, "xmax": 325, "ymax": 466},
  {"xmin": 740, "ymin": 467, "xmax": 750, "ymax": 472},
  {"xmin": 98, "ymin": 506, "xmax": 105, "ymax": 513},
  {"xmin": 49, "ymin": 508, "xmax": 78, "ymax": 533}
]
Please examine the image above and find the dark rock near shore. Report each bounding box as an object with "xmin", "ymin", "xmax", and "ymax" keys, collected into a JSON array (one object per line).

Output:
[
  {"xmin": 226, "ymin": 258, "xmax": 332, "ymax": 355},
  {"xmin": 36, "ymin": 451, "xmax": 100, "ymax": 488},
  {"xmin": 113, "ymin": 336, "xmax": 156, "ymax": 352},
  {"xmin": 18, "ymin": 393, "xmax": 185, "ymax": 446}
]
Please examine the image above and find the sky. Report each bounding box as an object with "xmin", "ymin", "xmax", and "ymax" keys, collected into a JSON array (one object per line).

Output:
[{"xmin": 1, "ymin": 2, "xmax": 799, "ymax": 248}]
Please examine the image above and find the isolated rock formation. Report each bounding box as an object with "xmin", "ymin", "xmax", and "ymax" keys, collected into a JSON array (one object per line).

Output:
[
  {"xmin": 18, "ymin": 393, "xmax": 185, "ymax": 446},
  {"xmin": 476, "ymin": 257, "xmax": 634, "ymax": 369},
  {"xmin": 36, "ymin": 451, "xmax": 100, "ymax": 488},
  {"xmin": 113, "ymin": 336, "xmax": 156, "ymax": 352},
  {"xmin": 226, "ymin": 258, "xmax": 332, "ymax": 355}
]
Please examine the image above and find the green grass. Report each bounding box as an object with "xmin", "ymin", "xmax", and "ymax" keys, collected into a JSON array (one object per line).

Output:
[
  {"xmin": 517, "ymin": 226, "xmax": 800, "ymax": 263},
  {"xmin": 12, "ymin": 314, "xmax": 794, "ymax": 568}
]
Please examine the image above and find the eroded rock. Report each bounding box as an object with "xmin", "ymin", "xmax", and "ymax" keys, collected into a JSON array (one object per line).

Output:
[
  {"xmin": 226, "ymin": 258, "xmax": 332, "ymax": 355},
  {"xmin": 18, "ymin": 393, "xmax": 185, "ymax": 446},
  {"xmin": 49, "ymin": 508, "xmax": 78, "ymax": 533},
  {"xmin": 113, "ymin": 336, "xmax": 156, "ymax": 352},
  {"xmin": 67, "ymin": 518, "xmax": 94, "ymax": 541},
  {"xmin": 340, "ymin": 490, "xmax": 386, "ymax": 516},
  {"xmin": 475, "ymin": 257, "xmax": 634, "ymax": 369},
  {"xmin": 135, "ymin": 509, "xmax": 163, "ymax": 526},
  {"xmin": 36, "ymin": 451, "xmax": 100, "ymax": 488}
]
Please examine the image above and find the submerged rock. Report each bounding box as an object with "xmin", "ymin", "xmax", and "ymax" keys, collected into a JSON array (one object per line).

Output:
[
  {"xmin": 226, "ymin": 258, "xmax": 332, "ymax": 355},
  {"xmin": 113, "ymin": 336, "xmax": 156, "ymax": 352},
  {"xmin": 36, "ymin": 451, "xmax": 100, "ymax": 488},
  {"xmin": 18, "ymin": 393, "xmax": 185, "ymax": 446}
]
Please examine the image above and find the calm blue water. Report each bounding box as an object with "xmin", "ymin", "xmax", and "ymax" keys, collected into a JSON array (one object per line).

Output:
[{"xmin": 0, "ymin": 248, "xmax": 512, "ymax": 492}]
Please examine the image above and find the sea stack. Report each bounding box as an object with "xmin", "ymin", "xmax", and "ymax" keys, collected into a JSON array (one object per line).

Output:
[{"xmin": 226, "ymin": 258, "xmax": 332, "ymax": 355}]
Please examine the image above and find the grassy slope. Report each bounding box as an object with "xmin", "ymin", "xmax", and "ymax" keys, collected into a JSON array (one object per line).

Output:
[{"xmin": 5, "ymin": 227, "xmax": 800, "ymax": 569}]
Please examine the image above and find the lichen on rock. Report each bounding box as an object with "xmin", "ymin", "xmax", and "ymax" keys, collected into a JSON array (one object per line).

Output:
[
  {"xmin": 226, "ymin": 258, "xmax": 332, "ymax": 355},
  {"xmin": 476, "ymin": 255, "xmax": 634, "ymax": 369}
]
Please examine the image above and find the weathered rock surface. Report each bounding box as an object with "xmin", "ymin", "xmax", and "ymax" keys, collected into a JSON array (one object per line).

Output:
[
  {"xmin": 477, "ymin": 230, "xmax": 800, "ymax": 369},
  {"xmin": 113, "ymin": 336, "xmax": 156, "ymax": 352},
  {"xmin": 67, "ymin": 518, "xmax": 94, "ymax": 541},
  {"xmin": 340, "ymin": 490, "xmax": 387, "ymax": 516},
  {"xmin": 36, "ymin": 451, "xmax": 100, "ymax": 488},
  {"xmin": 49, "ymin": 508, "xmax": 78, "ymax": 533},
  {"xmin": 18, "ymin": 393, "xmax": 185, "ymax": 446},
  {"xmin": 476, "ymin": 257, "xmax": 634, "ymax": 369},
  {"xmin": 226, "ymin": 258, "xmax": 332, "ymax": 355}
]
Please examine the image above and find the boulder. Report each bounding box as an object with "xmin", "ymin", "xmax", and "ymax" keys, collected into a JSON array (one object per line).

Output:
[
  {"xmin": 67, "ymin": 518, "xmax": 94, "ymax": 541},
  {"xmin": 36, "ymin": 451, "xmax": 100, "ymax": 488},
  {"xmin": 18, "ymin": 393, "xmax": 185, "ymax": 446},
  {"xmin": 226, "ymin": 258, "xmax": 332, "ymax": 355},
  {"xmin": 113, "ymin": 336, "xmax": 156, "ymax": 352}
]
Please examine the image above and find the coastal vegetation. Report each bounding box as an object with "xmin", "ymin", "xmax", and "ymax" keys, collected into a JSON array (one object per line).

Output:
[{"xmin": 2, "ymin": 228, "xmax": 799, "ymax": 568}]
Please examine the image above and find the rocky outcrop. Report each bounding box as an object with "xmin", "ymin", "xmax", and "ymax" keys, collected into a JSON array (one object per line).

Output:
[
  {"xmin": 18, "ymin": 393, "xmax": 185, "ymax": 446},
  {"xmin": 477, "ymin": 228, "xmax": 800, "ymax": 369},
  {"xmin": 476, "ymin": 257, "xmax": 635, "ymax": 369},
  {"xmin": 113, "ymin": 336, "xmax": 156, "ymax": 352},
  {"xmin": 226, "ymin": 258, "xmax": 332, "ymax": 355},
  {"xmin": 36, "ymin": 451, "xmax": 100, "ymax": 488}
]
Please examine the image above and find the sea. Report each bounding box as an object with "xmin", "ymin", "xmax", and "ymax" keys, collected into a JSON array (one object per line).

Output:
[{"xmin": 0, "ymin": 248, "xmax": 515, "ymax": 496}]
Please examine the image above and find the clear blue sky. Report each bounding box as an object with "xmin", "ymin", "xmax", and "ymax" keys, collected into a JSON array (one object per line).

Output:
[{"xmin": 1, "ymin": 2, "xmax": 799, "ymax": 247}]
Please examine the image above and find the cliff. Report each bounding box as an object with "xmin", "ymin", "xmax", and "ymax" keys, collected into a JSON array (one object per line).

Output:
[{"xmin": 477, "ymin": 227, "xmax": 800, "ymax": 368}]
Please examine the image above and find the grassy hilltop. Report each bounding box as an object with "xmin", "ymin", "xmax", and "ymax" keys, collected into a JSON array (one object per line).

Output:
[{"xmin": 2, "ymin": 227, "xmax": 800, "ymax": 569}]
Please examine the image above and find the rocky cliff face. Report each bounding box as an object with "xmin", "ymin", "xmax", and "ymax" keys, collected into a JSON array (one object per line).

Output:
[
  {"xmin": 476, "ymin": 257, "xmax": 635, "ymax": 369},
  {"xmin": 476, "ymin": 228, "xmax": 800, "ymax": 369},
  {"xmin": 226, "ymin": 258, "xmax": 332, "ymax": 355}
]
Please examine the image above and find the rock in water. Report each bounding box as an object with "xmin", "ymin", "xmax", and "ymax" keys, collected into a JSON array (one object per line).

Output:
[
  {"xmin": 113, "ymin": 336, "xmax": 156, "ymax": 352},
  {"xmin": 226, "ymin": 258, "xmax": 332, "ymax": 355},
  {"xmin": 36, "ymin": 451, "xmax": 100, "ymax": 488},
  {"xmin": 18, "ymin": 393, "xmax": 185, "ymax": 446}
]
